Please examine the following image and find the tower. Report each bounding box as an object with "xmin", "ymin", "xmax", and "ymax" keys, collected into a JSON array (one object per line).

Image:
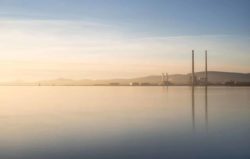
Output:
[
  {"xmin": 205, "ymin": 50, "xmax": 208, "ymax": 86},
  {"xmin": 192, "ymin": 50, "xmax": 195, "ymax": 86}
]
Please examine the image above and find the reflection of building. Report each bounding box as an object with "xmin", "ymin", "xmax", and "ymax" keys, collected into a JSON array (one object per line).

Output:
[
  {"xmin": 190, "ymin": 50, "xmax": 208, "ymax": 86},
  {"xmin": 130, "ymin": 82, "xmax": 139, "ymax": 86}
]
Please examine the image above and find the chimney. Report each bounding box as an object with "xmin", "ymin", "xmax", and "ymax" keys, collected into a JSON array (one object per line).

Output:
[
  {"xmin": 205, "ymin": 50, "xmax": 208, "ymax": 86},
  {"xmin": 192, "ymin": 50, "xmax": 195, "ymax": 86}
]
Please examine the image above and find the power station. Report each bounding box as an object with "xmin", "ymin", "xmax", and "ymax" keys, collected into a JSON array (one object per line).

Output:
[
  {"xmin": 205, "ymin": 50, "xmax": 208, "ymax": 86},
  {"xmin": 191, "ymin": 50, "xmax": 208, "ymax": 86},
  {"xmin": 161, "ymin": 50, "xmax": 208, "ymax": 86},
  {"xmin": 191, "ymin": 50, "xmax": 209, "ymax": 132},
  {"xmin": 161, "ymin": 73, "xmax": 169, "ymax": 86}
]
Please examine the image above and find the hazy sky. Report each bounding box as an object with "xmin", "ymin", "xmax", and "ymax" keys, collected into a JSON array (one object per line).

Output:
[{"xmin": 0, "ymin": 0, "xmax": 249, "ymax": 81}]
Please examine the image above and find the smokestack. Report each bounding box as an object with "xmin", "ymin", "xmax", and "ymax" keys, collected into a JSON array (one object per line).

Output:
[
  {"xmin": 205, "ymin": 50, "xmax": 208, "ymax": 86},
  {"xmin": 192, "ymin": 50, "xmax": 195, "ymax": 86}
]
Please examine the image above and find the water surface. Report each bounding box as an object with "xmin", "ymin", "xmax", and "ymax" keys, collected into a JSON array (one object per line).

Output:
[{"xmin": 0, "ymin": 86, "xmax": 249, "ymax": 159}]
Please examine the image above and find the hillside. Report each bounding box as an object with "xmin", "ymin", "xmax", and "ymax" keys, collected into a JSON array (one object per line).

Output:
[{"xmin": 34, "ymin": 71, "xmax": 250, "ymax": 85}]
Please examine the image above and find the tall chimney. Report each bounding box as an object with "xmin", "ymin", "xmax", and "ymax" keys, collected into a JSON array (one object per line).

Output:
[
  {"xmin": 205, "ymin": 50, "xmax": 208, "ymax": 86},
  {"xmin": 192, "ymin": 50, "xmax": 195, "ymax": 86}
]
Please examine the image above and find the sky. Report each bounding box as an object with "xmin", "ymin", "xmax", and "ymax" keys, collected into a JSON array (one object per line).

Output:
[{"xmin": 0, "ymin": 0, "xmax": 249, "ymax": 81}]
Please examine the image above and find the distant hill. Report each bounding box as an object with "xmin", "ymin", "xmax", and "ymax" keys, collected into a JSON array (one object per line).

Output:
[
  {"xmin": 167, "ymin": 71, "xmax": 250, "ymax": 84},
  {"xmin": 193, "ymin": 71, "xmax": 250, "ymax": 83},
  {"xmin": 107, "ymin": 71, "xmax": 250, "ymax": 85},
  {"xmin": 34, "ymin": 71, "xmax": 250, "ymax": 85},
  {"xmin": 1, "ymin": 71, "xmax": 249, "ymax": 86}
]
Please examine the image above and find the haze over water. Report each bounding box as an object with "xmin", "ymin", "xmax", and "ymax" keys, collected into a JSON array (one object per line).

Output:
[{"xmin": 0, "ymin": 86, "xmax": 249, "ymax": 159}]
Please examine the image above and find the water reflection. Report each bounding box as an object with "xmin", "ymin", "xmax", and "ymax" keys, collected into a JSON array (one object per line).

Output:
[
  {"xmin": 191, "ymin": 86, "xmax": 195, "ymax": 131},
  {"xmin": 0, "ymin": 86, "xmax": 249, "ymax": 159},
  {"xmin": 205, "ymin": 86, "xmax": 208, "ymax": 132},
  {"xmin": 191, "ymin": 86, "xmax": 208, "ymax": 132}
]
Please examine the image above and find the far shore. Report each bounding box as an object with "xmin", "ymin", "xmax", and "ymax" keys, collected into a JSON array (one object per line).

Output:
[{"xmin": 1, "ymin": 84, "xmax": 250, "ymax": 87}]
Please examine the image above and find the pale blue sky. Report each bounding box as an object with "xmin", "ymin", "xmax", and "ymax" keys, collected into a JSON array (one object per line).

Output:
[
  {"xmin": 0, "ymin": 0, "xmax": 249, "ymax": 80},
  {"xmin": 1, "ymin": 0, "xmax": 250, "ymax": 36}
]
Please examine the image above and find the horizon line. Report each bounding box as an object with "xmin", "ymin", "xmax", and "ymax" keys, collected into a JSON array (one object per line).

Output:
[{"xmin": 1, "ymin": 70, "xmax": 249, "ymax": 83}]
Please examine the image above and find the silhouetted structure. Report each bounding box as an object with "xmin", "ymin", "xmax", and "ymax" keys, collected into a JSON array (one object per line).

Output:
[
  {"xmin": 190, "ymin": 50, "xmax": 208, "ymax": 86},
  {"xmin": 205, "ymin": 50, "xmax": 208, "ymax": 86},
  {"xmin": 190, "ymin": 50, "xmax": 198, "ymax": 85},
  {"xmin": 161, "ymin": 73, "xmax": 170, "ymax": 86}
]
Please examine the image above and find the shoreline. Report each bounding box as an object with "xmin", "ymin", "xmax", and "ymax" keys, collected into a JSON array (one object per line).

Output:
[{"xmin": 1, "ymin": 84, "xmax": 250, "ymax": 87}]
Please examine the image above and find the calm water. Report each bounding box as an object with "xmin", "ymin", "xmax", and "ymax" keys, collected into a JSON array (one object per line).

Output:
[{"xmin": 0, "ymin": 86, "xmax": 249, "ymax": 159}]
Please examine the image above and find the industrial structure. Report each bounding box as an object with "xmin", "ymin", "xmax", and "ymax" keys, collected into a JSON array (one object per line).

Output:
[
  {"xmin": 190, "ymin": 50, "xmax": 208, "ymax": 86},
  {"xmin": 192, "ymin": 50, "xmax": 196, "ymax": 86},
  {"xmin": 191, "ymin": 50, "xmax": 209, "ymax": 132},
  {"xmin": 161, "ymin": 73, "xmax": 169, "ymax": 86},
  {"xmin": 205, "ymin": 50, "xmax": 208, "ymax": 86}
]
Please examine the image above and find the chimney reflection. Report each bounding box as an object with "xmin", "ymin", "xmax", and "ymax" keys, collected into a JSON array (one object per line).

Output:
[
  {"xmin": 191, "ymin": 86, "xmax": 209, "ymax": 133},
  {"xmin": 205, "ymin": 86, "xmax": 208, "ymax": 132},
  {"xmin": 192, "ymin": 86, "xmax": 195, "ymax": 131}
]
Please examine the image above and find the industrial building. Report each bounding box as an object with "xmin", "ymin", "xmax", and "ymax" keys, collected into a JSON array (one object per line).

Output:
[{"xmin": 190, "ymin": 50, "xmax": 208, "ymax": 86}]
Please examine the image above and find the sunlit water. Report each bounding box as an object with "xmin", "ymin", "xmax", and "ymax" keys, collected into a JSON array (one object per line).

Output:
[{"xmin": 0, "ymin": 86, "xmax": 249, "ymax": 159}]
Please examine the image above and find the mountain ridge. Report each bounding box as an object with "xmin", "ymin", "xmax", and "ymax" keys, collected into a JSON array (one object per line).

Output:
[
  {"xmin": 1, "ymin": 71, "xmax": 250, "ymax": 85},
  {"xmin": 37, "ymin": 71, "xmax": 250, "ymax": 85}
]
